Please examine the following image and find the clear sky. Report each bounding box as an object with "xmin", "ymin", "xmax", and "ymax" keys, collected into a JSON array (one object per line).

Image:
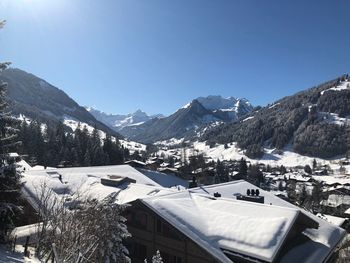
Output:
[{"xmin": 0, "ymin": 0, "xmax": 349, "ymax": 115}]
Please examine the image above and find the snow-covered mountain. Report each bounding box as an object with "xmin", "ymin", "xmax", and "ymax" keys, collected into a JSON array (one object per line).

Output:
[
  {"xmin": 120, "ymin": 96, "xmax": 253, "ymax": 143},
  {"xmin": 0, "ymin": 68, "xmax": 120, "ymax": 137},
  {"xmin": 196, "ymin": 95, "xmax": 251, "ymax": 111},
  {"xmin": 86, "ymin": 107, "xmax": 164, "ymax": 131},
  {"xmin": 202, "ymin": 74, "xmax": 350, "ymax": 159},
  {"xmin": 191, "ymin": 96, "xmax": 252, "ymax": 121}
]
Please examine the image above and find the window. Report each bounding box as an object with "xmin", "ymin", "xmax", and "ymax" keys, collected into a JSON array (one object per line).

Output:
[
  {"xmin": 134, "ymin": 243, "xmax": 147, "ymax": 260},
  {"xmin": 161, "ymin": 252, "xmax": 182, "ymax": 263},
  {"xmin": 162, "ymin": 222, "xmax": 181, "ymax": 240},
  {"xmin": 156, "ymin": 218, "xmax": 182, "ymax": 240},
  {"xmin": 125, "ymin": 210, "xmax": 148, "ymax": 230},
  {"xmin": 134, "ymin": 212, "xmax": 148, "ymax": 230}
]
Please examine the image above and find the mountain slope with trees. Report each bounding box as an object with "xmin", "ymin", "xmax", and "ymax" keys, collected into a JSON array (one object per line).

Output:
[
  {"xmin": 0, "ymin": 22, "xmax": 22, "ymax": 242},
  {"xmin": 202, "ymin": 75, "xmax": 350, "ymax": 159},
  {"xmin": 0, "ymin": 68, "xmax": 120, "ymax": 138}
]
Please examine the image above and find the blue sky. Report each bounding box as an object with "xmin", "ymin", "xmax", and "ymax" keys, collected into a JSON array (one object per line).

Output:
[{"xmin": 0, "ymin": 0, "xmax": 349, "ymax": 115}]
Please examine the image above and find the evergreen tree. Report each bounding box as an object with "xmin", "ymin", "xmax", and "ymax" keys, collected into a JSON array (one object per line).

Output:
[
  {"xmin": 304, "ymin": 165, "xmax": 312, "ymax": 174},
  {"xmin": 280, "ymin": 165, "xmax": 287, "ymax": 175},
  {"xmin": 247, "ymin": 164, "xmax": 264, "ymax": 186},
  {"xmin": 238, "ymin": 158, "xmax": 248, "ymax": 179},
  {"xmin": 298, "ymin": 185, "xmax": 308, "ymax": 205},
  {"xmin": 216, "ymin": 160, "xmax": 229, "ymax": 183},
  {"xmin": 0, "ymin": 23, "xmax": 22, "ymax": 241},
  {"xmin": 311, "ymin": 181, "xmax": 323, "ymax": 212},
  {"xmin": 278, "ymin": 181, "xmax": 284, "ymax": 191}
]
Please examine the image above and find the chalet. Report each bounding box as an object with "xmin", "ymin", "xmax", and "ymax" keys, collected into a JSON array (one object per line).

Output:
[
  {"xmin": 125, "ymin": 160, "xmax": 147, "ymax": 169},
  {"xmin": 317, "ymin": 213, "xmax": 349, "ymax": 230},
  {"xmin": 126, "ymin": 181, "xmax": 345, "ymax": 263},
  {"xmin": 21, "ymin": 167, "xmax": 346, "ymax": 263},
  {"xmin": 314, "ymin": 169, "xmax": 328, "ymax": 176}
]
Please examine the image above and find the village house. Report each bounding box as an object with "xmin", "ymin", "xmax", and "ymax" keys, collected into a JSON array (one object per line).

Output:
[{"xmin": 20, "ymin": 165, "xmax": 346, "ymax": 263}]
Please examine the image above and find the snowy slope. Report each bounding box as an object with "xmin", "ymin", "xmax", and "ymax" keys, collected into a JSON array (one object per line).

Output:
[
  {"xmin": 320, "ymin": 80, "xmax": 350, "ymax": 95},
  {"xmin": 196, "ymin": 96, "xmax": 252, "ymax": 114},
  {"xmin": 156, "ymin": 139, "xmax": 347, "ymax": 168}
]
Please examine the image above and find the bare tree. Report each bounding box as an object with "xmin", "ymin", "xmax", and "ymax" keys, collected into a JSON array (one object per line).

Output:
[{"xmin": 35, "ymin": 183, "xmax": 130, "ymax": 262}]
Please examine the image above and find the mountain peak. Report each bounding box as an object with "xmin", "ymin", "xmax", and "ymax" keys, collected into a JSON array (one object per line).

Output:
[{"xmin": 88, "ymin": 107, "xmax": 163, "ymax": 131}]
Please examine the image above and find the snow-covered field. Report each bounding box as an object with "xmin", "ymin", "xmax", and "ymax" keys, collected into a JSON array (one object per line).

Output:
[
  {"xmin": 119, "ymin": 139, "xmax": 146, "ymax": 153},
  {"xmin": 0, "ymin": 245, "xmax": 39, "ymax": 263},
  {"xmin": 156, "ymin": 139, "xmax": 348, "ymax": 170}
]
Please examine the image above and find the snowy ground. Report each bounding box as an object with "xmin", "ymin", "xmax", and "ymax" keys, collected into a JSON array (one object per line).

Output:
[
  {"xmin": 63, "ymin": 115, "xmax": 108, "ymax": 139},
  {"xmin": 0, "ymin": 245, "xmax": 39, "ymax": 263},
  {"xmin": 319, "ymin": 112, "xmax": 350, "ymax": 126},
  {"xmin": 156, "ymin": 139, "xmax": 349, "ymax": 171},
  {"xmin": 119, "ymin": 139, "xmax": 146, "ymax": 153},
  {"xmin": 320, "ymin": 80, "xmax": 350, "ymax": 95}
]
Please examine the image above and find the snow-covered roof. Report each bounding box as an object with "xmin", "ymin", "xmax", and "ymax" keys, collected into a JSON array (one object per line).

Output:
[
  {"xmin": 142, "ymin": 190, "xmax": 314, "ymax": 263},
  {"xmin": 23, "ymin": 165, "xmax": 162, "ymax": 187},
  {"xmin": 8, "ymin": 152, "xmax": 20, "ymax": 157},
  {"xmin": 183, "ymin": 181, "xmax": 346, "ymax": 263},
  {"xmin": 124, "ymin": 160, "xmax": 147, "ymax": 166},
  {"xmin": 317, "ymin": 213, "xmax": 347, "ymax": 227},
  {"xmin": 21, "ymin": 165, "xmax": 185, "ymax": 212},
  {"xmin": 136, "ymin": 168, "xmax": 188, "ymax": 188},
  {"xmin": 321, "ymin": 194, "xmax": 350, "ymax": 207},
  {"xmin": 313, "ymin": 175, "xmax": 350, "ymax": 186}
]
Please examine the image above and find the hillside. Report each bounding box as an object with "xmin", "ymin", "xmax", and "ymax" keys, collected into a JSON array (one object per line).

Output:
[
  {"xmin": 202, "ymin": 75, "xmax": 350, "ymax": 159},
  {"xmin": 0, "ymin": 68, "xmax": 120, "ymax": 137},
  {"xmin": 120, "ymin": 96, "xmax": 253, "ymax": 143}
]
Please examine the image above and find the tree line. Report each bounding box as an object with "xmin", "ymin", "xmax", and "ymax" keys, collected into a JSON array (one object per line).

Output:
[{"xmin": 16, "ymin": 120, "xmax": 130, "ymax": 168}]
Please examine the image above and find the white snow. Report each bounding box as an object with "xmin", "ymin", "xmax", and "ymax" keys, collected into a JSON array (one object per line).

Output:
[
  {"xmin": 144, "ymin": 191, "xmax": 296, "ymax": 262},
  {"xmin": 142, "ymin": 180, "xmax": 344, "ymax": 263},
  {"xmin": 268, "ymin": 103, "xmax": 280, "ymax": 109},
  {"xmin": 21, "ymin": 165, "xmax": 185, "ymax": 211},
  {"xmin": 320, "ymin": 80, "xmax": 350, "ymax": 95},
  {"xmin": 119, "ymin": 139, "xmax": 146, "ymax": 153},
  {"xmin": 155, "ymin": 138, "xmax": 185, "ymax": 146},
  {"xmin": 319, "ymin": 112, "xmax": 350, "ymax": 126},
  {"xmin": 317, "ymin": 214, "xmax": 347, "ymax": 227},
  {"xmin": 313, "ymin": 175, "xmax": 350, "ymax": 186},
  {"xmin": 192, "ymin": 141, "xmax": 328, "ymax": 167},
  {"xmin": 182, "ymin": 102, "xmax": 191, "ymax": 109},
  {"xmin": 242, "ymin": 116, "xmax": 254, "ymax": 122},
  {"xmin": 137, "ymin": 168, "xmax": 188, "ymax": 188},
  {"xmin": 0, "ymin": 244, "xmax": 39, "ymax": 263},
  {"xmin": 189, "ymin": 181, "xmax": 346, "ymax": 263},
  {"xmin": 63, "ymin": 116, "xmax": 107, "ymax": 139}
]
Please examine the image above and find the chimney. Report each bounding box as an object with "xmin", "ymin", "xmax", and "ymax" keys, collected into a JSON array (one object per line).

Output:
[
  {"xmin": 214, "ymin": 192, "xmax": 221, "ymax": 198},
  {"xmin": 237, "ymin": 188, "xmax": 264, "ymax": 204}
]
